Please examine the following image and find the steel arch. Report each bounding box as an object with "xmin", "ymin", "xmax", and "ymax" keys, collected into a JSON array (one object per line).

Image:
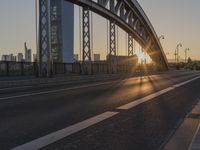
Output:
[{"xmin": 66, "ymin": 0, "xmax": 168, "ymax": 70}]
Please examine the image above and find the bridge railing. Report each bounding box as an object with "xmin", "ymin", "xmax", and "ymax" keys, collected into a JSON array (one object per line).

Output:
[
  {"xmin": 0, "ymin": 61, "xmax": 37, "ymax": 76},
  {"xmin": 0, "ymin": 61, "xmax": 157, "ymax": 77}
]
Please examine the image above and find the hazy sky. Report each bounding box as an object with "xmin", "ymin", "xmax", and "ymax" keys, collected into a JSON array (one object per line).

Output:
[{"xmin": 0, "ymin": 0, "xmax": 200, "ymax": 60}]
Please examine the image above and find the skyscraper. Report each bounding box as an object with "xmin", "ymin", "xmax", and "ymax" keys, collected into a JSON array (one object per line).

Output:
[
  {"xmin": 24, "ymin": 42, "xmax": 32, "ymax": 62},
  {"xmin": 50, "ymin": 0, "xmax": 74, "ymax": 63}
]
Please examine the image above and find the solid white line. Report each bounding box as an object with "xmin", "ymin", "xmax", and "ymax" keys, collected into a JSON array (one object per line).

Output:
[
  {"xmin": 12, "ymin": 111, "xmax": 119, "ymax": 150},
  {"xmin": 0, "ymin": 80, "xmax": 117, "ymax": 100},
  {"xmin": 117, "ymin": 76, "xmax": 200, "ymax": 110},
  {"xmin": 117, "ymin": 87, "xmax": 174, "ymax": 110}
]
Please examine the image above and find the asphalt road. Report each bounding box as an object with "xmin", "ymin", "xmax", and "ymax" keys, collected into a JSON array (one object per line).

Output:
[{"xmin": 0, "ymin": 70, "xmax": 200, "ymax": 150}]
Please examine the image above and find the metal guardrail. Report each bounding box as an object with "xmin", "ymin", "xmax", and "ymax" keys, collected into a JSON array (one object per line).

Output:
[
  {"xmin": 0, "ymin": 61, "xmax": 37, "ymax": 76},
  {"xmin": 0, "ymin": 61, "xmax": 157, "ymax": 77}
]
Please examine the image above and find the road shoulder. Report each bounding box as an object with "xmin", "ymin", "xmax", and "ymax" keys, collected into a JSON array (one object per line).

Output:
[{"xmin": 164, "ymin": 100, "xmax": 200, "ymax": 150}]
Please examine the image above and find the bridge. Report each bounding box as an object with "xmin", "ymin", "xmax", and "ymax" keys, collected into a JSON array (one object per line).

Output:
[
  {"xmin": 1, "ymin": 1, "xmax": 200, "ymax": 150},
  {"xmin": 38, "ymin": 0, "xmax": 168, "ymax": 77}
]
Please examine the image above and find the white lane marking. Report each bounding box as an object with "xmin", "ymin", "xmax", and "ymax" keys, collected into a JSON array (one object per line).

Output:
[
  {"xmin": 0, "ymin": 80, "xmax": 118, "ymax": 100},
  {"xmin": 12, "ymin": 111, "xmax": 118, "ymax": 150},
  {"xmin": 0, "ymin": 86, "xmax": 32, "ymax": 91},
  {"xmin": 117, "ymin": 76, "xmax": 200, "ymax": 110},
  {"xmin": 117, "ymin": 87, "xmax": 174, "ymax": 110}
]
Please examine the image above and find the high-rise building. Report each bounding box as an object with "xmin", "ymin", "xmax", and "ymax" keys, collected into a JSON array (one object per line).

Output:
[
  {"xmin": 9, "ymin": 54, "xmax": 16, "ymax": 61},
  {"xmin": 49, "ymin": 0, "xmax": 74, "ymax": 63},
  {"xmin": 2, "ymin": 55, "xmax": 9, "ymax": 61},
  {"xmin": 17, "ymin": 53, "xmax": 24, "ymax": 62},
  {"xmin": 2, "ymin": 54, "xmax": 16, "ymax": 61},
  {"xmin": 24, "ymin": 42, "xmax": 32, "ymax": 62},
  {"xmin": 94, "ymin": 54, "xmax": 100, "ymax": 61}
]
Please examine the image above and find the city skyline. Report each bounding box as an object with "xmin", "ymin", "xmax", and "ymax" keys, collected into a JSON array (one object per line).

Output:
[
  {"xmin": 0, "ymin": 42, "xmax": 33, "ymax": 62},
  {"xmin": 0, "ymin": 0, "xmax": 200, "ymax": 60}
]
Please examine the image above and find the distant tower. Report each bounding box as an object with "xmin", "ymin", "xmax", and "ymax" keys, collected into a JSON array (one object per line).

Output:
[
  {"xmin": 50, "ymin": 0, "xmax": 74, "ymax": 63},
  {"xmin": 24, "ymin": 42, "xmax": 32, "ymax": 62}
]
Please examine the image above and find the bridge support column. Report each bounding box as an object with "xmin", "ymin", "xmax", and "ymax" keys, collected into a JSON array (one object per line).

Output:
[
  {"xmin": 82, "ymin": 7, "xmax": 92, "ymax": 74},
  {"xmin": 109, "ymin": 21, "xmax": 117, "ymax": 73},
  {"xmin": 128, "ymin": 34, "xmax": 134, "ymax": 72},
  {"xmin": 38, "ymin": 0, "xmax": 51, "ymax": 77},
  {"xmin": 128, "ymin": 34, "xmax": 134, "ymax": 56}
]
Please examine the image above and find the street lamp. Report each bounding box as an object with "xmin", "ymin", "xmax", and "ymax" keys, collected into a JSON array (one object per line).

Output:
[
  {"xmin": 185, "ymin": 48, "xmax": 190, "ymax": 63},
  {"xmin": 159, "ymin": 35, "xmax": 165, "ymax": 41},
  {"xmin": 175, "ymin": 43, "xmax": 182, "ymax": 64}
]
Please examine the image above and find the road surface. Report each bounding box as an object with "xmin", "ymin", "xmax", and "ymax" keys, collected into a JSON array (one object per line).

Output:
[{"xmin": 0, "ymin": 70, "xmax": 200, "ymax": 150}]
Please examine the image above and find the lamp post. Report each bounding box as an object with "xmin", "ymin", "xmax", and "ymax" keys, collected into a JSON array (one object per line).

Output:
[
  {"xmin": 185, "ymin": 48, "xmax": 190, "ymax": 63},
  {"xmin": 175, "ymin": 43, "xmax": 182, "ymax": 64},
  {"xmin": 159, "ymin": 35, "xmax": 165, "ymax": 41}
]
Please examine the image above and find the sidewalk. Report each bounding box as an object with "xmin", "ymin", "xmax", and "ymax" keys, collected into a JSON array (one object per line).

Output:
[{"xmin": 164, "ymin": 99, "xmax": 200, "ymax": 150}]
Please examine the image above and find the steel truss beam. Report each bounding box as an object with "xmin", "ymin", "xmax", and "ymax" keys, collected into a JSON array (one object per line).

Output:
[
  {"xmin": 109, "ymin": 21, "xmax": 117, "ymax": 73},
  {"xmin": 38, "ymin": 0, "xmax": 51, "ymax": 77},
  {"xmin": 82, "ymin": 7, "xmax": 92, "ymax": 74},
  {"xmin": 109, "ymin": 21, "xmax": 116, "ymax": 56},
  {"xmin": 128, "ymin": 34, "xmax": 134, "ymax": 56}
]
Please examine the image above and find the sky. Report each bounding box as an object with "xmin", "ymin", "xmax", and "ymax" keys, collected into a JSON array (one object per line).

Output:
[{"xmin": 0, "ymin": 0, "xmax": 200, "ymax": 61}]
